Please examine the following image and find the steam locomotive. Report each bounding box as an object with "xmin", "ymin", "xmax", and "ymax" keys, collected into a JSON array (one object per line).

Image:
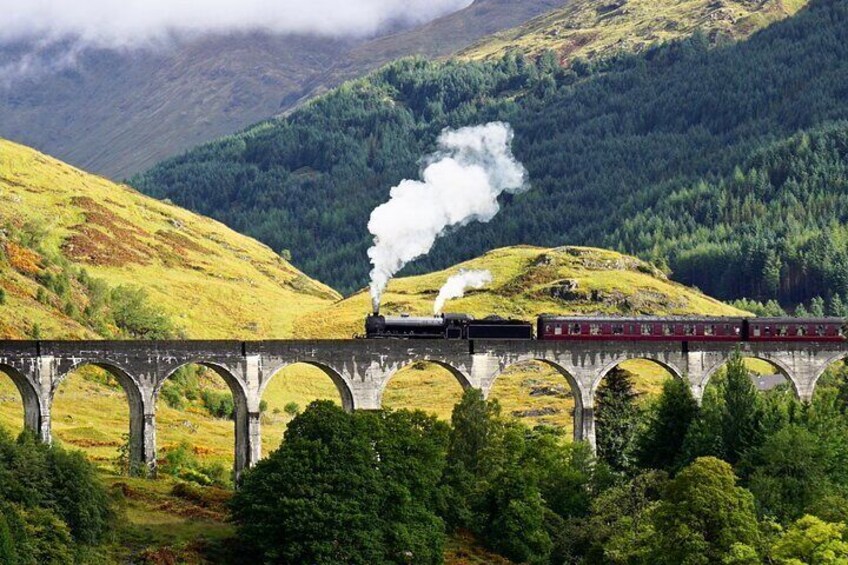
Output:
[
  {"xmin": 365, "ymin": 313, "xmax": 534, "ymax": 340},
  {"xmin": 364, "ymin": 314, "xmax": 848, "ymax": 342}
]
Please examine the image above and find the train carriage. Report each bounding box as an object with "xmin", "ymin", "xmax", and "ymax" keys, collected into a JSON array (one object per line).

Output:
[
  {"xmin": 537, "ymin": 316, "xmax": 745, "ymax": 341},
  {"xmin": 746, "ymin": 317, "xmax": 847, "ymax": 342}
]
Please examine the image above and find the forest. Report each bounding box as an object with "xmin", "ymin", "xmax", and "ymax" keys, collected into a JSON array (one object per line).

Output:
[
  {"xmin": 230, "ymin": 355, "xmax": 848, "ymax": 564},
  {"xmin": 133, "ymin": 0, "xmax": 848, "ymax": 307}
]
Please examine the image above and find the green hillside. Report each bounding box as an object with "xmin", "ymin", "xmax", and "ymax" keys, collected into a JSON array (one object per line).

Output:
[
  {"xmin": 132, "ymin": 0, "xmax": 848, "ymax": 309},
  {"xmin": 0, "ymin": 138, "xmax": 339, "ymax": 340},
  {"xmin": 460, "ymin": 0, "xmax": 807, "ymax": 62},
  {"xmin": 296, "ymin": 245, "xmax": 746, "ymax": 339}
]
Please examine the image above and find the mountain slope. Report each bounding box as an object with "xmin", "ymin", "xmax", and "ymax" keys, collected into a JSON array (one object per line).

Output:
[
  {"xmin": 133, "ymin": 0, "xmax": 848, "ymax": 306},
  {"xmin": 460, "ymin": 0, "xmax": 807, "ymax": 62},
  {"xmin": 296, "ymin": 246, "xmax": 747, "ymax": 339},
  {"xmin": 0, "ymin": 0, "xmax": 564, "ymax": 179},
  {"xmin": 0, "ymin": 138, "xmax": 339, "ymax": 339}
]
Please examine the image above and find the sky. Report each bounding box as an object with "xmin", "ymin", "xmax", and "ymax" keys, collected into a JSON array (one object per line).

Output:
[{"xmin": 0, "ymin": 0, "xmax": 474, "ymax": 47}]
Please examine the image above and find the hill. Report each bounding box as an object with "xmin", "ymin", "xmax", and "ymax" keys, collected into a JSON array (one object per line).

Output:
[
  {"xmin": 296, "ymin": 245, "xmax": 747, "ymax": 339},
  {"xmin": 0, "ymin": 138, "xmax": 339, "ymax": 339},
  {"xmin": 460, "ymin": 0, "xmax": 807, "ymax": 62},
  {"xmin": 0, "ymin": 0, "xmax": 564, "ymax": 179},
  {"xmin": 133, "ymin": 0, "xmax": 848, "ymax": 308}
]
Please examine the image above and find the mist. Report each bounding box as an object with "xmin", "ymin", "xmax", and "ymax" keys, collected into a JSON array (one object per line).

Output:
[
  {"xmin": 367, "ymin": 122, "xmax": 529, "ymax": 313},
  {"xmin": 0, "ymin": 0, "xmax": 473, "ymax": 47}
]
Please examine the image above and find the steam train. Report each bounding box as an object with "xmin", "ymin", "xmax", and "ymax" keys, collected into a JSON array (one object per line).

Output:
[{"xmin": 364, "ymin": 314, "xmax": 848, "ymax": 342}]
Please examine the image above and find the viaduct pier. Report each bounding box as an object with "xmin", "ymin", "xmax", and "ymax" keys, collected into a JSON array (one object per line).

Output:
[{"xmin": 1, "ymin": 339, "xmax": 846, "ymax": 477}]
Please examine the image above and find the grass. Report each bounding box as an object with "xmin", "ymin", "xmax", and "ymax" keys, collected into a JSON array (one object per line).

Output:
[
  {"xmin": 459, "ymin": 0, "xmax": 808, "ymax": 63},
  {"xmin": 296, "ymin": 245, "xmax": 749, "ymax": 339},
  {"xmin": 0, "ymin": 138, "xmax": 339, "ymax": 340}
]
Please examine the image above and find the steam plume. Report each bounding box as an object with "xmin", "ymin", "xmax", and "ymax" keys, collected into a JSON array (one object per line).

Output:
[
  {"xmin": 367, "ymin": 122, "xmax": 528, "ymax": 313},
  {"xmin": 434, "ymin": 269, "xmax": 492, "ymax": 314}
]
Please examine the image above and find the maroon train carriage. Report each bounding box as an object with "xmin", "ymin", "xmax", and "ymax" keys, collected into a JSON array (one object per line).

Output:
[
  {"xmin": 746, "ymin": 317, "xmax": 848, "ymax": 342},
  {"xmin": 537, "ymin": 316, "xmax": 746, "ymax": 341}
]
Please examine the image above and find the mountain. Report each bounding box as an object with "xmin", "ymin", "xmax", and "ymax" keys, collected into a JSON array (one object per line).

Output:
[
  {"xmin": 0, "ymin": 138, "xmax": 339, "ymax": 339},
  {"xmin": 133, "ymin": 0, "xmax": 848, "ymax": 307},
  {"xmin": 295, "ymin": 245, "xmax": 747, "ymax": 339},
  {"xmin": 459, "ymin": 0, "xmax": 808, "ymax": 62},
  {"xmin": 0, "ymin": 0, "xmax": 565, "ymax": 180}
]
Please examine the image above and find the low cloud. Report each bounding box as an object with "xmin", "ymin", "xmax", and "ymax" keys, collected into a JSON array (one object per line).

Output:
[
  {"xmin": 0, "ymin": 0, "xmax": 472, "ymax": 84},
  {"xmin": 1, "ymin": 0, "xmax": 473, "ymax": 47}
]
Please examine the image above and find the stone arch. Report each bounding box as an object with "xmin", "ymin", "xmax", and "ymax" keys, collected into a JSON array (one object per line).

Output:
[
  {"xmin": 159, "ymin": 361, "xmax": 251, "ymax": 477},
  {"xmin": 490, "ymin": 358, "xmax": 587, "ymax": 443},
  {"xmin": 260, "ymin": 361, "xmax": 355, "ymax": 413},
  {"xmin": 590, "ymin": 356, "xmax": 685, "ymax": 400},
  {"xmin": 0, "ymin": 363, "xmax": 42, "ymax": 435},
  {"xmin": 698, "ymin": 354, "xmax": 798, "ymax": 399},
  {"xmin": 810, "ymin": 352, "xmax": 848, "ymax": 400},
  {"xmin": 380, "ymin": 359, "xmax": 473, "ymax": 399},
  {"xmin": 378, "ymin": 359, "xmax": 471, "ymax": 418},
  {"xmin": 53, "ymin": 359, "xmax": 147, "ymax": 474}
]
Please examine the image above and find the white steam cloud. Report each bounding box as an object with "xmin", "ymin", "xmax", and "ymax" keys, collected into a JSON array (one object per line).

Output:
[
  {"xmin": 434, "ymin": 270, "xmax": 492, "ymax": 314},
  {"xmin": 367, "ymin": 122, "xmax": 529, "ymax": 313}
]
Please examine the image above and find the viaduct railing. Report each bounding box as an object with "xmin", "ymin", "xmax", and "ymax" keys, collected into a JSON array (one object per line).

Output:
[{"xmin": 1, "ymin": 339, "xmax": 846, "ymax": 477}]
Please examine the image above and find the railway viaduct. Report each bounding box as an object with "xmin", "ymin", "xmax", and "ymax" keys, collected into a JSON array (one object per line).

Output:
[{"xmin": 0, "ymin": 339, "xmax": 846, "ymax": 478}]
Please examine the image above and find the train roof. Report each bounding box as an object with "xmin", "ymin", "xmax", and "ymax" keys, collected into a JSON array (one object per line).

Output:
[
  {"xmin": 749, "ymin": 317, "xmax": 847, "ymax": 323},
  {"xmin": 538, "ymin": 315, "xmax": 747, "ymax": 322}
]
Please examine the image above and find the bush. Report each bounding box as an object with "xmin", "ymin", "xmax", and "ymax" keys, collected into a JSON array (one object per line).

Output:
[
  {"xmin": 201, "ymin": 390, "xmax": 234, "ymax": 420},
  {"xmin": 109, "ymin": 285, "xmax": 175, "ymax": 339},
  {"xmin": 161, "ymin": 441, "xmax": 231, "ymax": 488},
  {"xmin": 0, "ymin": 428, "xmax": 112, "ymax": 560}
]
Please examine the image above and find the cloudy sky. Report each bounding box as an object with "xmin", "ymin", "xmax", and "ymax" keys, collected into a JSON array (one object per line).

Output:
[{"xmin": 1, "ymin": 0, "xmax": 474, "ymax": 47}]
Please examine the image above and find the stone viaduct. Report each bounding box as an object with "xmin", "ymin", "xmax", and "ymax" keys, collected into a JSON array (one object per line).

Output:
[{"xmin": 0, "ymin": 339, "xmax": 846, "ymax": 478}]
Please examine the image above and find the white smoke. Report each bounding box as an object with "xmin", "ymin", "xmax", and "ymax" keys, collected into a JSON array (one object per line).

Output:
[
  {"xmin": 367, "ymin": 122, "xmax": 528, "ymax": 313},
  {"xmin": 434, "ymin": 269, "xmax": 492, "ymax": 314}
]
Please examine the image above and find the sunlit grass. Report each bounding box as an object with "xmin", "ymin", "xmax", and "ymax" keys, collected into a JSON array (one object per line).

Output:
[{"xmin": 459, "ymin": 0, "xmax": 808, "ymax": 63}]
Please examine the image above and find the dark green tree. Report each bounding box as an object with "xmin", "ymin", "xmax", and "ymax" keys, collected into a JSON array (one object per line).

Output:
[
  {"xmin": 594, "ymin": 367, "xmax": 639, "ymax": 474},
  {"xmin": 650, "ymin": 457, "xmax": 760, "ymax": 564},
  {"xmin": 744, "ymin": 425, "xmax": 832, "ymax": 523},
  {"xmin": 231, "ymin": 401, "xmax": 447, "ymax": 564},
  {"xmin": 636, "ymin": 377, "xmax": 699, "ymax": 472},
  {"xmin": 721, "ymin": 351, "xmax": 764, "ymax": 465}
]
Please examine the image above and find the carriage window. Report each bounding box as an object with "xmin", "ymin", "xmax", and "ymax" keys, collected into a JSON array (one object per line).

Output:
[
  {"xmin": 795, "ymin": 326, "xmax": 804, "ymax": 336},
  {"xmin": 734, "ymin": 325, "xmax": 741, "ymax": 335},
  {"xmin": 554, "ymin": 324, "xmax": 562, "ymax": 336},
  {"xmin": 571, "ymin": 323, "xmax": 581, "ymax": 335},
  {"xmin": 753, "ymin": 325, "xmax": 761, "ymax": 337},
  {"xmin": 776, "ymin": 326, "xmax": 788, "ymax": 337},
  {"xmin": 590, "ymin": 324, "xmax": 601, "ymax": 336},
  {"xmin": 641, "ymin": 324, "xmax": 652, "ymax": 335},
  {"xmin": 704, "ymin": 325, "xmax": 715, "ymax": 336},
  {"xmin": 685, "ymin": 325, "xmax": 695, "ymax": 336},
  {"xmin": 662, "ymin": 324, "xmax": 672, "ymax": 336},
  {"xmin": 764, "ymin": 326, "xmax": 772, "ymax": 336},
  {"xmin": 816, "ymin": 325, "xmax": 825, "ymax": 336},
  {"xmin": 612, "ymin": 324, "xmax": 624, "ymax": 335}
]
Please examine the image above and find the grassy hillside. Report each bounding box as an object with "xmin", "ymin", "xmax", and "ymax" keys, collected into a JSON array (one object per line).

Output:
[
  {"xmin": 460, "ymin": 0, "xmax": 807, "ymax": 62},
  {"xmin": 297, "ymin": 245, "xmax": 747, "ymax": 339},
  {"xmin": 0, "ymin": 138, "xmax": 339, "ymax": 340}
]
